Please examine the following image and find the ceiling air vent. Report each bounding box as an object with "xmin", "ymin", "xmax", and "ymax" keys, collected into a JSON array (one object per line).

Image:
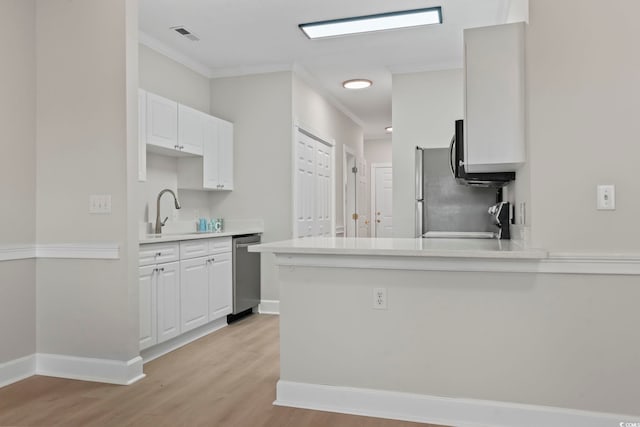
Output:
[{"xmin": 170, "ymin": 26, "xmax": 200, "ymax": 42}]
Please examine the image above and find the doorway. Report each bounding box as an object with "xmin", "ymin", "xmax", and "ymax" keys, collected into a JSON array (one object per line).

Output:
[
  {"xmin": 343, "ymin": 147, "xmax": 368, "ymax": 237},
  {"xmin": 371, "ymin": 163, "xmax": 393, "ymax": 237}
]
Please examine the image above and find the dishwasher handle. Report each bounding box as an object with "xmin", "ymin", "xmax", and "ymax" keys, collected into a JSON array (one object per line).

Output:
[{"xmin": 235, "ymin": 242, "xmax": 260, "ymax": 249}]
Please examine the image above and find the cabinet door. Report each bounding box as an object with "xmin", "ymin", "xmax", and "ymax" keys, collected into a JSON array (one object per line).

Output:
[
  {"xmin": 217, "ymin": 119, "xmax": 234, "ymax": 190},
  {"xmin": 178, "ymin": 104, "xmax": 205, "ymax": 156},
  {"xmin": 180, "ymin": 257, "xmax": 210, "ymax": 333},
  {"xmin": 138, "ymin": 90, "xmax": 147, "ymax": 182},
  {"xmin": 156, "ymin": 261, "xmax": 180, "ymax": 343},
  {"xmin": 139, "ymin": 265, "xmax": 156, "ymax": 350},
  {"xmin": 464, "ymin": 22, "xmax": 525, "ymax": 173},
  {"xmin": 202, "ymin": 116, "xmax": 220, "ymax": 189},
  {"xmin": 209, "ymin": 252, "xmax": 232, "ymax": 320},
  {"xmin": 147, "ymin": 92, "xmax": 178, "ymax": 151}
]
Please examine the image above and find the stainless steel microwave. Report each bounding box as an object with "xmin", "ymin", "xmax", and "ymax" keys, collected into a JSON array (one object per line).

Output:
[{"xmin": 450, "ymin": 119, "xmax": 515, "ymax": 187}]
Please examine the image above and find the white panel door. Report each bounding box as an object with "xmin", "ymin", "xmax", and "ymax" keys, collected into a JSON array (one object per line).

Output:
[
  {"xmin": 180, "ymin": 257, "xmax": 210, "ymax": 333},
  {"xmin": 217, "ymin": 118, "xmax": 234, "ymax": 190},
  {"xmin": 146, "ymin": 92, "xmax": 178, "ymax": 151},
  {"xmin": 374, "ymin": 167, "xmax": 393, "ymax": 237},
  {"xmin": 178, "ymin": 104, "xmax": 205, "ymax": 155},
  {"xmin": 295, "ymin": 133, "xmax": 316, "ymax": 238},
  {"xmin": 209, "ymin": 252, "xmax": 232, "ymax": 320},
  {"xmin": 139, "ymin": 265, "xmax": 156, "ymax": 350},
  {"xmin": 138, "ymin": 90, "xmax": 147, "ymax": 182},
  {"xmin": 315, "ymin": 141, "xmax": 332, "ymax": 237},
  {"xmin": 156, "ymin": 261, "xmax": 180, "ymax": 343}
]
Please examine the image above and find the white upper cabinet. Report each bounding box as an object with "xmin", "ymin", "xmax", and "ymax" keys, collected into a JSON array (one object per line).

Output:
[
  {"xmin": 177, "ymin": 115, "xmax": 234, "ymax": 191},
  {"xmin": 216, "ymin": 118, "xmax": 234, "ymax": 190},
  {"xmin": 464, "ymin": 22, "xmax": 525, "ymax": 173},
  {"xmin": 177, "ymin": 104, "xmax": 205, "ymax": 156},
  {"xmin": 146, "ymin": 92, "xmax": 179, "ymax": 152},
  {"xmin": 138, "ymin": 89, "xmax": 147, "ymax": 182}
]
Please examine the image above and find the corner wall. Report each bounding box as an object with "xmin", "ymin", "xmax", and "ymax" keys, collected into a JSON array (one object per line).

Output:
[
  {"xmin": 35, "ymin": 0, "xmax": 139, "ymax": 364},
  {"xmin": 0, "ymin": 0, "xmax": 36, "ymax": 365}
]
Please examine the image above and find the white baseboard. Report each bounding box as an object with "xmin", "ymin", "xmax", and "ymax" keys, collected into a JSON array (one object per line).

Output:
[
  {"xmin": 275, "ymin": 380, "xmax": 635, "ymax": 427},
  {"xmin": 36, "ymin": 354, "xmax": 144, "ymax": 385},
  {"xmin": 258, "ymin": 299, "xmax": 280, "ymax": 315},
  {"xmin": 140, "ymin": 317, "xmax": 228, "ymax": 364},
  {"xmin": 0, "ymin": 354, "xmax": 36, "ymax": 388}
]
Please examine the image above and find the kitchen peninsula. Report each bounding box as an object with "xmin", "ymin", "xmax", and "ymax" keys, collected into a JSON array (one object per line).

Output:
[{"xmin": 251, "ymin": 237, "xmax": 640, "ymax": 427}]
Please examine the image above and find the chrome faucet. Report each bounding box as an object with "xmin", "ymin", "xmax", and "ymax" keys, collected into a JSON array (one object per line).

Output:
[{"xmin": 155, "ymin": 189, "xmax": 181, "ymax": 234}]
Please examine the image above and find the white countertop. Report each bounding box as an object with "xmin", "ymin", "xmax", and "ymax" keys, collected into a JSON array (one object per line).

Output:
[
  {"xmin": 139, "ymin": 227, "xmax": 263, "ymax": 244},
  {"xmin": 250, "ymin": 237, "xmax": 547, "ymax": 259}
]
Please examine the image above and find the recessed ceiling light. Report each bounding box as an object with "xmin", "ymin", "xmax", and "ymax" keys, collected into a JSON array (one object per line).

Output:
[
  {"xmin": 299, "ymin": 7, "xmax": 442, "ymax": 39},
  {"xmin": 343, "ymin": 79, "xmax": 372, "ymax": 90},
  {"xmin": 385, "ymin": 126, "xmax": 393, "ymax": 133}
]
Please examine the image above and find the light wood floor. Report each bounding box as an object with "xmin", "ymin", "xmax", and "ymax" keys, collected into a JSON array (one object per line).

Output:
[{"xmin": 0, "ymin": 314, "xmax": 445, "ymax": 427}]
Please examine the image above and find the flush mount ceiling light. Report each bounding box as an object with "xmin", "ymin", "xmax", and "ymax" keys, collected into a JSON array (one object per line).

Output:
[
  {"xmin": 385, "ymin": 126, "xmax": 393, "ymax": 133},
  {"xmin": 299, "ymin": 7, "xmax": 442, "ymax": 39},
  {"xmin": 343, "ymin": 79, "xmax": 372, "ymax": 89}
]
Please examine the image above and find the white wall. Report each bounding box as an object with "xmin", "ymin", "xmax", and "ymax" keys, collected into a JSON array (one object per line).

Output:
[
  {"xmin": 138, "ymin": 45, "xmax": 212, "ymax": 230},
  {"xmin": 35, "ymin": 0, "xmax": 139, "ymax": 361},
  {"xmin": 0, "ymin": 0, "xmax": 36, "ymax": 363},
  {"xmin": 391, "ymin": 69, "xmax": 463, "ymax": 237},
  {"xmin": 209, "ymin": 72, "xmax": 293, "ymax": 303},
  {"xmin": 292, "ymin": 74, "xmax": 364, "ymax": 232},
  {"xmin": 280, "ymin": 266, "xmax": 640, "ymax": 416},
  {"xmin": 364, "ymin": 138, "xmax": 392, "ymax": 165},
  {"xmin": 527, "ymin": 0, "xmax": 640, "ymax": 251}
]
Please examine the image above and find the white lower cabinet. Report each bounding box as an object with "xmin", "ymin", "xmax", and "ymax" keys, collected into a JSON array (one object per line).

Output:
[
  {"xmin": 140, "ymin": 237, "xmax": 233, "ymax": 352},
  {"xmin": 180, "ymin": 257, "xmax": 210, "ymax": 333},
  {"xmin": 139, "ymin": 261, "xmax": 180, "ymax": 351},
  {"xmin": 209, "ymin": 252, "xmax": 233, "ymax": 320},
  {"xmin": 139, "ymin": 265, "xmax": 156, "ymax": 350}
]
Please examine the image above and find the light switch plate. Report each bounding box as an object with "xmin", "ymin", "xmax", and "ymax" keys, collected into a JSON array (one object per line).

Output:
[
  {"xmin": 89, "ymin": 194, "xmax": 112, "ymax": 214},
  {"xmin": 596, "ymin": 185, "xmax": 615, "ymax": 210}
]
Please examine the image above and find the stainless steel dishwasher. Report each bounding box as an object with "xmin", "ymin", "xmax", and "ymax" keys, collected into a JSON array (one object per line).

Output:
[{"xmin": 229, "ymin": 234, "xmax": 261, "ymax": 321}]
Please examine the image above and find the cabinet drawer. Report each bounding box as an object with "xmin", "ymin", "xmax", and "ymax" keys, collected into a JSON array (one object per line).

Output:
[
  {"xmin": 180, "ymin": 240, "xmax": 209, "ymax": 260},
  {"xmin": 139, "ymin": 242, "xmax": 179, "ymax": 266},
  {"xmin": 209, "ymin": 236, "xmax": 232, "ymax": 254}
]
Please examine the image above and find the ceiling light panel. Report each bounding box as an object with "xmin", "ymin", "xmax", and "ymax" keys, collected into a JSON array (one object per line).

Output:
[
  {"xmin": 299, "ymin": 7, "xmax": 442, "ymax": 39},
  {"xmin": 343, "ymin": 79, "xmax": 372, "ymax": 89}
]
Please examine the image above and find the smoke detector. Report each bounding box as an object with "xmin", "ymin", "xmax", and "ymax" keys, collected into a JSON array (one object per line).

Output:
[{"xmin": 170, "ymin": 26, "xmax": 200, "ymax": 42}]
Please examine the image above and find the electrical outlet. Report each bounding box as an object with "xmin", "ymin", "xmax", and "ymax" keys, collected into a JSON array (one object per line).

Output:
[
  {"xmin": 373, "ymin": 288, "xmax": 387, "ymax": 310},
  {"xmin": 89, "ymin": 194, "xmax": 112, "ymax": 214}
]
